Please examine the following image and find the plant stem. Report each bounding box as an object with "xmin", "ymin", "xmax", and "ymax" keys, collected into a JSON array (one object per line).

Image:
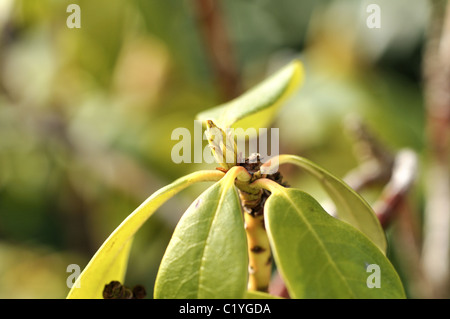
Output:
[
  {"xmin": 244, "ymin": 209, "xmax": 272, "ymax": 292},
  {"xmin": 219, "ymin": 165, "xmax": 273, "ymax": 291},
  {"xmin": 251, "ymin": 178, "xmax": 285, "ymax": 194},
  {"xmin": 239, "ymin": 178, "xmax": 284, "ymax": 292}
]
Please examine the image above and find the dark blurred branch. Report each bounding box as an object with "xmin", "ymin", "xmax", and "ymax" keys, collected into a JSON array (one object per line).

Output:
[
  {"xmin": 192, "ymin": 0, "xmax": 241, "ymax": 100},
  {"xmin": 392, "ymin": 200, "xmax": 433, "ymax": 298},
  {"xmin": 421, "ymin": 0, "xmax": 450, "ymax": 298},
  {"xmin": 343, "ymin": 116, "xmax": 395, "ymax": 191}
]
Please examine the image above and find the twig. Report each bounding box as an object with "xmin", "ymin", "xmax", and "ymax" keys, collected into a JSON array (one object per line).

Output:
[
  {"xmin": 343, "ymin": 115, "xmax": 394, "ymax": 191},
  {"xmin": 421, "ymin": 0, "xmax": 450, "ymax": 298},
  {"xmin": 343, "ymin": 117, "xmax": 418, "ymax": 229},
  {"xmin": 192, "ymin": 0, "xmax": 241, "ymax": 100}
]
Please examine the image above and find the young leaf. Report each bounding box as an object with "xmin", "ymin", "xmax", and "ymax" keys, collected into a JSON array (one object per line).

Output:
[
  {"xmin": 265, "ymin": 188, "xmax": 405, "ymax": 299},
  {"xmin": 205, "ymin": 120, "xmax": 237, "ymax": 169},
  {"xmin": 154, "ymin": 167, "xmax": 248, "ymax": 299},
  {"xmin": 196, "ymin": 60, "xmax": 304, "ymax": 130},
  {"xmin": 275, "ymin": 155, "xmax": 387, "ymax": 253},
  {"xmin": 66, "ymin": 170, "xmax": 224, "ymax": 299}
]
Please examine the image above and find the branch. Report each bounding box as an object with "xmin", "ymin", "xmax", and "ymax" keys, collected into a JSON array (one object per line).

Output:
[
  {"xmin": 192, "ymin": 0, "xmax": 241, "ymax": 100},
  {"xmin": 421, "ymin": 0, "xmax": 450, "ymax": 298}
]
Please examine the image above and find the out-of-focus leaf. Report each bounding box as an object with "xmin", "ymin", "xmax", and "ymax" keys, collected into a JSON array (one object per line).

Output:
[
  {"xmin": 196, "ymin": 60, "xmax": 304, "ymax": 131},
  {"xmin": 277, "ymin": 154, "xmax": 387, "ymax": 253},
  {"xmin": 66, "ymin": 170, "xmax": 224, "ymax": 299},
  {"xmin": 154, "ymin": 167, "xmax": 248, "ymax": 299},
  {"xmin": 265, "ymin": 188, "xmax": 405, "ymax": 299}
]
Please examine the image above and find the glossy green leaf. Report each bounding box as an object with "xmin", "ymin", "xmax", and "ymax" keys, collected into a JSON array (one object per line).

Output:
[
  {"xmin": 277, "ymin": 154, "xmax": 387, "ymax": 253},
  {"xmin": 154, "ymin": 168, "xmax": 248, "ymax": 299},
  {"xmin": 67, "ymin": 170, "xmax": 224, "ymax": 299},
  {"xmin": 265, "ymin": 188, "xmax": 405, "ymax": 299},
  {"xmin": 196, "ymin": 60, "xmax": 304, "ymax": 130}
]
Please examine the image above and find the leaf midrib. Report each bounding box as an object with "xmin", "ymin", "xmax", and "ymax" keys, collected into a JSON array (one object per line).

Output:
[
  {"xmin": 286, "ymin": 156, "xmax": 385, "ymax": 252},
  {"xmin": 196, "ymin": 182, "xmax": 235, "ymax": 298}
]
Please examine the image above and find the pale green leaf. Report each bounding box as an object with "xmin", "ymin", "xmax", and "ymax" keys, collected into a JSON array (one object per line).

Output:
[
  {"xmin": 265, "ymin": 188, "xmax": 405, "ymax": 299},
  {"xmin": 154, "ymin": 168, "xmax": 248, "ymax": 299},
  {"xmin": 196, "ymin": 60, "xmax": 304, "ymax": 131},
  {"xmin": 94, "ymin": 238, "xmax": 133, "ymax": 290},
  {"xmin": 67, "ymin": 170, "xmax": 224, "ymax": 299},
  {"xmin": 277, "ymin": 154, "xmax": 387, "ymax": 253}
]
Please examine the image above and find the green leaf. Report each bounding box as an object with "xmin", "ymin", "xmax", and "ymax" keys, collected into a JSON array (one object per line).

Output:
[
  {"xmin": 196, "ymin": 60, "xmax": 304, "ymax": 130},
  {"xmin": 154, "ymin": 168, "xmax": 248, "ymax": 299},
  {"xmin": 277, "ymin": 155, "xmax": 387, "ymax": 253},
  {"xmin": 66, "ymin": 170, "xmax": 224, "ymax": 299},
  {"xmin": 265, "ymin": 188, "xmax": 405, "ymax": 299},
  {"xmin": 244, "ymin": 291, "xmax": 283, "ymax": 299}
]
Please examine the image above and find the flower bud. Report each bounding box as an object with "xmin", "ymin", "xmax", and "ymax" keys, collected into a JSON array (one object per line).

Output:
[{"xmin": 205, "ymin": 120, "xmax": 237, "ymax": 169}]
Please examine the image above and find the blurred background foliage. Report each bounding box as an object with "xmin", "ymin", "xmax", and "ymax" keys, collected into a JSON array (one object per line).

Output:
[{"xmin": 0, "ymin": 0, "xmax": 443, "ymax": 298}]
